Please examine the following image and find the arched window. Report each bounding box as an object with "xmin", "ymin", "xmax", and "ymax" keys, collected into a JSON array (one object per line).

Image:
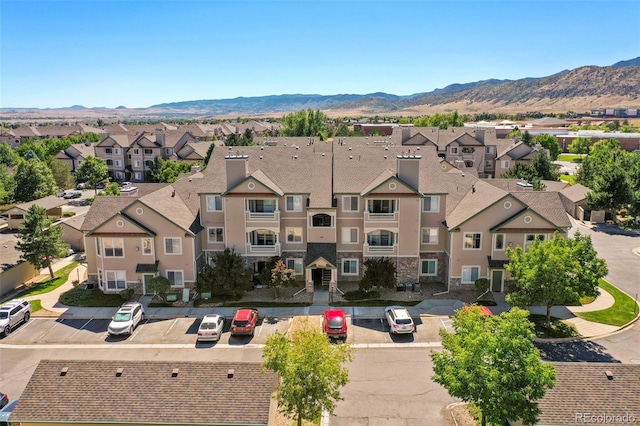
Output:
[{"xmin": 312, "ymin": 213, "xmax": 332, "ymax": 227}]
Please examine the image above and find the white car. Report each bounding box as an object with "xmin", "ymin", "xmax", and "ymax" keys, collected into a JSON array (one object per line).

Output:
[
  {"xmin": 0, "ymin": 299, "xmax": 32, "ymax": 337},
  {"xmin": 108, "ymin": 302, "xmax": 145, "ymax": 336},
  {"xmin": 197, "ymin": 314, "xmax": 225, "ymax": 342},
  {"xmin": 384, "ymin": 306, "xmax": 415, "ymax": 334}
]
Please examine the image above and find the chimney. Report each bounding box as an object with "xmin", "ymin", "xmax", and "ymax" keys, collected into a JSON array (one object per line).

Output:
[
  {"xmin": 156, "ymin": 132, "xmax": 166, "ymax": 147},
  {"xmin": 396, "ymin": 154, "xmax": 421, "ymax": 191},
  {"xmin": 475, "ymin": 129, "xmax": 485, "ymax": 144},
  {"xmin": 401, "ymin": 127, "xmax": 411, "ymax": 143},
  {"xmin": 225, "ymin": 155, "xmax": 249, "ymax": 190}
]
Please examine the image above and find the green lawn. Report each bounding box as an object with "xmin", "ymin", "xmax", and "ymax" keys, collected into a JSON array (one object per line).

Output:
[
  {"xmin": 30, "ymin": 299, "xmax": 42, "ymax": 313},
  {"xmin": 575, "ymin": 280, "xmax": 639, "ymax": 326},
  {"xmin": 16, "ymin": 261, "xmax": 80, "ymax": 298},
  {"xmin": 557, "ymin": 153, "xmax": 585, "ymax": 162},
  {"xmin": 559, "ymin": 174, "xmax": 577, "ymax": 185},
  {"xmin": 59, "ymin": 288, "xmax": 125, "ymax": 307}
]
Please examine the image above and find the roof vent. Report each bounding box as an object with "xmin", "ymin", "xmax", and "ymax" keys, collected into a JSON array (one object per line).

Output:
[
  {"xmin": 60, "ymin": 367, "xmax": 69, "ymax": 377},
  {"xmin": 227, "ymin": 369, "xmax": 235, "ymax": 379},
  {"xmin": 116, "ymin": 368, "xmax": 124, "ymax": 377},
  {"xmin": 259, "ymin": 156, "xmax": 263, "ymax": 159},
  {"xmin": 172, "ymin": 368, "xmax": 179, "ymax": 378},
  {"xmin": 348, "ymin": 147, "xmax": 352, "ymax": 151},
  {"xmin": 384, "ymin": 155, "xmax": 388, "ymax": 159},
  {"xmin": 322, "ymin": 153, "xmax": 325, "ymax": 156},
  {"xmin": 349, "ymin": 156, "xmax": 353, "ymax": 160},
  {"xmin": 605, "ymin": 370, "xmax": 614, "ymax": 380},
  {"xmin": 295, "ymin": 146, "xmax": 299, "ymax": 150}
]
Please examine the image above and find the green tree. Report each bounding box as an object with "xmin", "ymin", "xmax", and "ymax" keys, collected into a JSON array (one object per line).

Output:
[
  {"xmin": 146, "ymin": 157, "xmax": 194, "ymax": 183},
  {"xmin": 576, "ymin": 139, "xmax": 623, "ymax": 188},
  {"xmin": 203, "ymin": 143, "xmax": 215, "ymax": 166},
  {"xmin": 147, "ymin": 275, "xmax": 171, "ymax": 300},
  {"xmin": 98, "ymin": 182, "xmax": 121, "ymax": 196},
  {"xmin": 13, "ymin": 158, "xmax": 57, "ymax": 202},
  {"xmin": 0, "ymin": 165, "xmax": 16, "ymax": 204},
  {"xmin": 262, "ymin": 319, "xmax": 352, "ymax": 426},
  {"xmin": 15, "ymin": 142, "xmax": 46, "ymax": 162},
  {"xmin": 196, "ymin": 248, "xmax": 253, "ymax": 298},
  {"xmin": 0, "ymin": 142, "xmax": 19, "ymax": 167},
  {"xmin": 530, "ymin": 150, "xmax": 560, "ymax": 181},
  {"xmin": 431, "ymin": 307, "xmax": 555, "ymax": 426},
  {"xmin": 586, "ymin": 165, "xmax": 632, "ymax": 215},
  {"xmin": 568, "ymin": 137, "xmax": 592, "ymax": 155},
  {"xmin": 269, "ymin": 258, "xmax": 296, "ymax": 298},
  {"xmin": 281, "ymin": 109, "xmax": 330, "ymax": 139},
  {"xmin": 75, "ymin": 155, "xmax": 108, "ymax": 193},
  {"xmin": 360, "ymin": 257, "xmax": 396, "ymax": 290},
  {"xmin": 501, "ymin": 162, "xmax": 544, "ymax": 190},
  {"xmin": 46, "ymin": 157, "xmax": 75, "ymax": 190},
  {"xmin": 506, "ymin": 232, "xmax": 607, "ymax": 327},
  {"xmin": 334, "ymin": 122, "xmax": 350, "ymax": 137},
  {"xmin": 533, "ymin": 134, "xmax": 561, "ymax": 160},
  {"xmin": 16, "ymin": 205, "xmax": 70, "ymax": 278},
  {"xmin": 521, "ymin": 129, "xmax": 533, "ymax": 146}
]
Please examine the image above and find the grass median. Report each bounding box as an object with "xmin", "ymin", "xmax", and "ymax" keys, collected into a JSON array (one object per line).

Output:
[{"xmin": 575, "ymin": 279, "xmax": 639, "ymax": 326}]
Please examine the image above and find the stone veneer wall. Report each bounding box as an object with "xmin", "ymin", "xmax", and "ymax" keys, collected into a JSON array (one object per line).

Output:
[
  {"xmin": 395, "ymin": 257, "xmax": 420, "ymax": 283},
  {"xmin": 419, "ymin": 252, "xmax": 448, "ymax": 284},
  {"xmin": 336, "ymin": 252, "xmax": 363, "ymax": 283}
]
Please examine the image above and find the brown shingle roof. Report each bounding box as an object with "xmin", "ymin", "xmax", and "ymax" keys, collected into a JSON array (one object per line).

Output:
[
  {"xmin": 560, "ymin": 183, "xmax": 590, "ymax": 202},
  {"xmin": 537, "ymin": 363, "xmax": 640, "ymax": 425},
  {"xmin": 10, "ymin": 359, "xmax": 277, "ymax": 425},
  {"xmin": 80, "ymin": 197, "xmax": 136, "ymax": 230},
  {"xmin": 9, "ymin": 195, "xmax": 68, "ymax": 213},
  {"xmin": 511, "ymin": 191, "xmax": 572, "ymax": 228}
]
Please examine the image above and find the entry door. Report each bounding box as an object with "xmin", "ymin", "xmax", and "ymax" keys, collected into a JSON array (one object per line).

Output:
[
  {"xmin": 491, "ymin": 270, "xmax": 504, "ymax": 292},
  {"xmin": 142, "ymin": 274, "xmax": 155, "ymax": 295}
]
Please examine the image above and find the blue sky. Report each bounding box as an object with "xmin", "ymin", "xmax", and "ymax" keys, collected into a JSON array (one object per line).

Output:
[{"xmin": 1, "ymin": 0, "xmax": 639, "ymax": 109}]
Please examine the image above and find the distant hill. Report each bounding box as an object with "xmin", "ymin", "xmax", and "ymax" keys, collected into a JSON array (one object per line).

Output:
[{"xmin": 2, "ymin": 57, "xmax": 638, "ymax": 120}]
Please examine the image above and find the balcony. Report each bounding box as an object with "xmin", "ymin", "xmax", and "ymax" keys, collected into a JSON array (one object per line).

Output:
[
  {"xmin": 364, "ymin": 211, "xmax": 399, "ymax": 221},
  {"xmin": 363, "ymin": 243, "xmax": 397, "ymax": 256},
  {"xmin": 245, "ymin": 210, "xmax": 280, "ymax": 225},
  {"xmin": 246, "ymin": 242, "xmax": 281, "ymax": 255}
]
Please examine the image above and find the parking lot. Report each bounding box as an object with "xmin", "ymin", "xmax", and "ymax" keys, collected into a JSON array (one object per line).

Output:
[{"xmin": 1, "ymin": 315, "xmax": 449, "ymax": 346}]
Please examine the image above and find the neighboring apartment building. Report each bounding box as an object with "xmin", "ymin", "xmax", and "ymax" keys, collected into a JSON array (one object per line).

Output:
[{"xmin": 81, "ymin": 142, "xmax": 570, "ymax": 296}]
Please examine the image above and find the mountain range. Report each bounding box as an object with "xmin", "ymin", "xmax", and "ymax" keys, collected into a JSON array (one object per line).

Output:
[{"xmin": 2, "ymin": 58, "xmax": 639, "ymax": 120}]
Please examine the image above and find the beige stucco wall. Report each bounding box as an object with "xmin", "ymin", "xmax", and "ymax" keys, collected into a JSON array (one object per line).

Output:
[
  {"xmin": 397, "ymin": 197, "xmax": 421, "ymax": 256},
  {"xmin": 224, "ymin": 196, "xmax": 249, "ymax": 253},
  {"xmin": 0, "ymin": 261, "xmax": 38, "ymax": 298},
  {"xmin": 60, "ymin": 224, "xmax": 85, "ymax": 251}
]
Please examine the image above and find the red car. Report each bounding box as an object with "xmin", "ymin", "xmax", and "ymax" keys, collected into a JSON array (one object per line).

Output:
[
  {"xmin": 322, "ymin": 309, "xmax": 347, "ymax": 340},
  {"xmin": 230, "ymin": 308, "xmax": 259, "ymax": 336}
]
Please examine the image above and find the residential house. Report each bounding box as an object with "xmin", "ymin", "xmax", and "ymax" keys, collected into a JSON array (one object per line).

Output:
[
  {"xmin": 55, "ymin": 141, "xmax": 95, "ymax": 172},
  {"xmin": 3, "ymin": 196, "xmax": 67, "ymax": 230},
  {"xmin": 494, "ymin": 140, "xmax": 542, "ymax": 178},
  {"xmin": 559, "ymin": 183, "xmax": 592, "ymax": 222},
  {"xmin": 59, "ymin": 212, "xmax": 87, "ymax": 252},
  {"xmin": 10, "ymin": 359, "xmax": 278, "ymax": 426},
  {"xmin": 80, "ymin": 142, "xmax": 570, "ymax": 295}
]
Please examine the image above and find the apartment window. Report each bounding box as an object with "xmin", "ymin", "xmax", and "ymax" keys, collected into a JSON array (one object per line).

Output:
[
  {"xmin": 248, "ymin": 199, "xmax": 277, "ymax": 213},
  {"xmin": 145, "ymin": 160, "xmax": 154, "ymax": 167},
  {"xmin": 342, "ymin": 259, "xmax": 358, "ymax": 275},
  {"xmin": 420, "ymin": 260, "xmax": 437, "ymax": 276},
  {"xmin": 106, "ymin": 159, "xmax": 114, "ymax": 166},
  {"xmin": 423, "ymin": 196, "xmax": 440, "ymax": 213},
  {"xmin": 114, "ymin": 148, "xmax": 121, "ymax": 155},
  {"xmin": 494, "ymin": 234, "xmax": 505, "ymax": 251},
  {"xmin": 525, "ymin": 234, "xmax": 546, "ymax": 249},
  {"xmin": 450, "ymin": 147, "xmax": 458, "ymax": 154},
  {"xmin": 421, "ymin": 227, "xmax": 439, "ymax": 244},
  {"xmin": 208, "ymin": 227, "xmax": 224, "ymax": 243},
  {"xmin": 206, "ymin": 195, "xmax": 223, "ymax": 211},
  {"xmin": 134, "ymin": 172, "xmax": 142, "ymax": 180},
  {"xmin": 164, "ymin": 237, "xmax": 182, "ymax": 255},
  {"xmin": 248, "ymin": 230, "xmax": 277, "ymax": 246},
  {"xmin": 286, "ymin": 258, "xmax": 303, "ymax": 275},
  {"xmin": 342, "ymin": 227, "xmax": 358, "ymax": 244},
  {"xmin": 485, "ymin": 160, "xmax": 493, "ymax": 168},
  {"xmin": 502, "ymin": 160, "xmax": 510, "ymax": 169},
  {"xmin": 105, "ymin": 270, "xmax": 126, "ymax": 290},
  {"xmin": 342, "ymin": 196, "xmax": 359, "ymax": 212},
  {"xmin": 286, "ymin": 195, "xmax": 303, "ymax": 212},
  {"xmin": 286, "ymin": 227, "xmax": 302, "ymax": 243},
  {"xmin": 461, "ymin": 147, "xmax": 475, "ymax": 154},
  {"xmin": 144, "ymin": 149, "xmax": 153, "ymax": 155},
  {"xmin": 367, "ymin": 230, "xmax": 395, "ymax": 246},
  {"xmin": 464, "ymin": 232, "xmax": 482, "ymax": 250},
  {"xmin": 98, "ymin": 269, "xmax": 103, "ymax": 287},
  {"xmin": 133, "ymin": 148, "xmax": 140, "ymax": 155},
  {"xmin": 461, "ymin": 266, "xmax": 480, "ymax": 283},
  {"xmin": 486, "ymin": 146, "xmax": 494, "ymax": 154},
  {"xmin": 165, "ymin": 148, "xmax": 172, "ymax": 155},
  {"xmin": 95, "ymin": 238, "xmax": 101, "ymax": 256},
  {"xmin": 368, "ymin": 199, "xmax": 395, "ymax": 214},
  {"xmin": 142, "ymin": 238, "xmax": 153, "ymax": 255},
  {"xmin": 312, "ymin": 213, "xmax": 332, "ymax": 227},
  {"xmin": 166, "ymin": 270, "xmax": 184, "ymax": 287},
  {"xmin": 115, "ymin": 160, "xmax": 122, "ymax": 167},
  {"xmin": 135, "ymin": 160, "xmax": 141, "ymax": 167},
  {"xmin": 103, "ymin": 238, "xmax": 124, "ymax": 257},
  {"xmin": 105, "ymin": 148, "xmax": 113, "ymax": 154}
]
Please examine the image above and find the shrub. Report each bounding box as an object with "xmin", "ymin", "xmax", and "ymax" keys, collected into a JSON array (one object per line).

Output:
[
  {"xmin": 119, "ymin": 288, "xmax": 135, "ymax": 301},
  {"xmin": 474, "ymin": 278, "xmax": 490, "ymax": 292},
  {"xmin": 343, "ymin": 289, "xmax": 381, "ymax": 301},
  {"xmin": 360, "ymin": 258, "xmax": 396, "ymax": 290},
  {"xmin": 619, "ymin": 209, "xmax": 628, "ymax": 217},
  {"xmin": 63, "ymin": 211, "xmax": 76, "ymax": 217},
  {"xmin": 72, "ymin": 279, "xmax": 80, "ymax": 287}
]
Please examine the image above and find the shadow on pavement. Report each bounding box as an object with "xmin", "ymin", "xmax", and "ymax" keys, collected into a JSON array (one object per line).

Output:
[{"xmin": 535, "ymin": 340, "xmax": 621, "ymax": 363}]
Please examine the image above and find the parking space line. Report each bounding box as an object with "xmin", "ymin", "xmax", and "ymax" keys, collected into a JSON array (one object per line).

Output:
[
  {"xmin": 38, "ymin": 318, "xmax": 63, "ymax": 339},
  {"xmin": 255, "ymin": 321, "xmax": 263, "ymax": 337},
  {"xmin": 163, "ymin": 319, "xmax": 178, "ymax": 337},
  {"xmin": 69, "ymin": 319, "xmax": 93, "ymax": 339}
]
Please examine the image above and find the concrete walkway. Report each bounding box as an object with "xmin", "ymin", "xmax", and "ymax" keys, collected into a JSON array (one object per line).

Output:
[{"xmin": 7, "ymin": 255, "xmax": 637, "ymax": 340}]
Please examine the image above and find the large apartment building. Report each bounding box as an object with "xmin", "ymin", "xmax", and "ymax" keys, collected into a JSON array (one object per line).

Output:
[{"xmin": 80, "ymin": 139, "xmax": 571, "ymax": 296}]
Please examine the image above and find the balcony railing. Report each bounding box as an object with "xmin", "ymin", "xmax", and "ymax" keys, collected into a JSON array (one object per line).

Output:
[
  {"xmin": 246, "ymin": 210, "xmax": 280, "ymax": 222},
  {"xmin": 246, "ymin": 242, "xmax": 281, "ymax": 255},
  {"xmin": 364, "ymin": 211, "xmax": 398, "ymax": 221},
  {"xmin": 363, "ymin": 243, "xmax": 397, "ymax": 256}
]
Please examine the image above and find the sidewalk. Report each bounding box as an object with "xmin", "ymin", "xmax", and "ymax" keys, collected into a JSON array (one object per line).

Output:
[{"xmin": 17, "ymin": 256, "xmax": 638, "ymax": 340}]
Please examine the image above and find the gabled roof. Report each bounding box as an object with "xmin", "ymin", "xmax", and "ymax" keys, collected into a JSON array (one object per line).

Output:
[
  {"xmin": 59, "ymin": 211, "xmax": 87, "ymax": 231},
  {"xmin": 138, "ymin": 185, "xmax": 201, "ymax": 235},
  {"xmin": 225, "ymin": 169, "xmax": 284, "ymax": 197},
  {"xmin": 560, "ymin": 183, "xmax": 590, "ymax": 202},
  {"xmin": 445, "ymin": 180, "xmax": 508, "ymax": 229},
  {"xmin": 496, "ymin": 141, "xmax": 538, "ymax": 160},
  {"xmin": 403, "ymin": 132, "xmax": 437, "ymax": 146},
  {"xmin": 86, "ymin": 210, "xmax": 156, "ymax": 237},
  {"xmin": 97, "ymin": 133, "xmax": 131, "ymax": 148},
  {"xmin": 511, "ymin": 191, "xmax": 572, "ymax": 228},
  {"xmin": 360, "ymin": 170, "xmax": 419, "ymax": 196},
  {"xmin": 10, "ymin": 359, "xmax": 277, "ymax": 426},
  {"xmin": 304, "ymin": 243, "xmax": 337, "ymax": 268},
  {"xmin": 80, "ymin": 197, "xmax": 137, "ymax": 231},
  {"xmin": 5, "ymin": 195, "xmax": 68, "ymax": 214}
]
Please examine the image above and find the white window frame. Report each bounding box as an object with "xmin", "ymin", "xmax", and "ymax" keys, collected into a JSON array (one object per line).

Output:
[
  {"xmin": 141, "ymin": 238, "xmax": 153, "ymax": 255},
  {"xmin": 115, "ymin": 160, "xmax": 122, "ymax": 167},
  {"xmin": 286, "ymin": 227, "xmax": 303, "ymax": 243},
  {"xmin": 164, "ymin": 237, "xmax": 182, "ymax": 255},
  {"xmin": 461, "ymin": 266, "xmax": 481, "ymax": 284},
  {"xmin": 502, "ymin": 160, "xmax": 510, "ymax": 169},
  {"xmin": 103, "ymin": 238, "xmax": 124, "ymax": 258},
  {"xmin": 486, "ymin": 146, "xmax": 494, "ymax": 154},
  {"xmin": 341, "ymin": 227, "xmax": 359, "ymax": 244},
  {"xmin": 144, "ymin": 148, "xmax": 153, "ymax": 155},
  {"xmin": 463, "ymin": 232, "xmax": 482, "ymax": 250},
  {"xmin": 420, "ymin": 259, "xmax": 437, "ymax": 276},
  {"xmin": 423, "ymin": 196, "xmax": 440, "ymax": 213},
  {"xmin": 134, "ymin": 160, "xmax": 141, "ymax": 167},
  {"xmin": 133, "ymin": 148, "xmax": 140, "ymax": 155},
  {"xmin": 114, "ymin": 148, "xmax": 121, "ymax": 155},
  {"xmin": 105, "ymin": 148, "xmax": 113, "ymax": 154},
  {"xmin": 98, "ymin": 269, "xmax": 103, "ymax": 288},
  {"xmin": 286, "ymin": 258, "xmax": 303, "ymax": 275},
  {"xmin": 105, "ymin": 270, "xmax": 126, "ymax": 290},
  {"xmin": 494, "ymin": 234, "xmax": 505, "ymax": 251},
  {"xmin": 286, "ymin": 195, "xmax": 303, "ymax": 212},
  {"xmin": 166, "ymin": 270, "xmax": 184, "ymax": 287},
  {"xmin": 206, "ymin": 195, "xmax": 223, "ymax": 212},
  {"xmin": 165, "ymin": 148, "xmax": 173, "ymax": 155},
  {"xmin": 421, "ymin": 227, "xmax": 439, "ymax": 245},
  {"xmin": 342, "ymin": 259, "xmax": 358, "ymax": 276},
  {"xmin": 524, "ymin": 234, "xmax": 546, "ymax": 249},
  {"xmin": 450, "ymin": 146, "xmax": 458, "ymax": 154},
  {"xmin": 134, "ymin": 172, "xmax": 142, "ymax": 180},
  {"xmin": 208, "ymin": 227, "xmax": 224, "ymax": 243},
  {"xmin": 485, "ymin": 160, "xmax": 493, "ymax": 168},
  {"xmin": 342, "ymin": 196, "xmax": 359, "ymax": 212},
  {"xmin": 95, "ymin": 238, "xmax": 101, "ymax": 257}
]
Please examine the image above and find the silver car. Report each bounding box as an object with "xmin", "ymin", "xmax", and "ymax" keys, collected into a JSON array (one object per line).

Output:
[
  {"xmin": 108, "ymin": 302, "xmax": 145, "ymax": 336},
  {"xmin": 197, "ymin": 314, "xmax": 225, "ymax": 342},
  {"xmin": 0, "ymin": 299, "xmax": 31, "ymax": 337},
  {"xmin": 384, "ymin": 306, "xmax": 415, "ymax": 334}
]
